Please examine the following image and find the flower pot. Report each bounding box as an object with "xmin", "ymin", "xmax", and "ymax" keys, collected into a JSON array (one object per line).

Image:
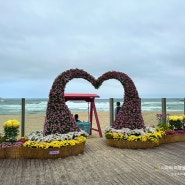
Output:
[
  {"xmin": 22, "ymin": 147, "xmax": 38, "ymax": 159},
  {"xmin": 5, "ymin": 147, "xmax": 22, "ymax": 158},
  {"xmin": 163, "ymin": 135, "xmax": 176, "ymax": 143},
  {"xmin": 174, "ymin": 134, "xmax": 185, "ymax": 142},
  {"xmin": 158, "ymin": 137, "xmax": 167, "ymax": 145},
  {"xmin": 0, "ymin": 148, "xmax": 5, "ymax": 159},
  {"xmin": 106, "ymin": 139, "xmax": 128, "ymax": 148},
  {"xmin": 127, "ymin": 141, "xmax": 157, "ymax": 149},
  {"xmin": 106, "ymin": 139, "xmax": 157, "ymax": 149},
  {"xmin": 22, "ymin": 142, "xmax": 86, "ymax": 159}
]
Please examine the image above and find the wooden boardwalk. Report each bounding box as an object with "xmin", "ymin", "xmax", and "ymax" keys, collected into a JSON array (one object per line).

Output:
[{"xmin": 0, "ymin": 138, "xmax": 185, "ymax": 185}]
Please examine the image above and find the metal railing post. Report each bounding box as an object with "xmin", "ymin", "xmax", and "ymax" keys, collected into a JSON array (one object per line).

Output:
[
  {"xmin": 21, "ymin": 98, "xmax": 25, "ymax": 137},
  {"xmin": 162, "ymin": 98, "xmax": 166, "ymax": 124},
  {"xmin": 109, "ymin": 98, "xmax": 114, "ymax": 126}
]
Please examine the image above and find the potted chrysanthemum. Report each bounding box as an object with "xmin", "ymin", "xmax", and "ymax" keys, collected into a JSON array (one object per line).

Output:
[
  {"xmin": 169, "ymin": 115, "xmax": 185, "ymax": 130},
  {"xmin": 3, "ymin": 120, "xmax": 20, "ymax": 142},
  {"xmin": 157, "ymin": 114, "xmax": 185, "ymax": 143}
]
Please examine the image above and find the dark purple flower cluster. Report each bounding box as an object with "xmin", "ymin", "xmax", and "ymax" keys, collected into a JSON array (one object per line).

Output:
[
  {"xmin": 174, "ymin": 130, "xmax": 185, "ymax": 134},
  {"xmin": 44, "ymin": 69, "xmax": 97, "ymax": 136},
  {"xmin": 156, "ymin": 114, "xmax": 170, "ymax": 118},
  {"xmin": 165, "ymin": 130, "xmax": 176, "ymax": 135},
  {"xmin": 156, "ymin": 114, "xmax": 170, "ymax": 123},
  {"xmin": 97, "ymin": 71, "xmax": 144, "ymax": 129},
  {"xmin": 43, "ymin": 69, "xmax": 145, "ymax": 136}
]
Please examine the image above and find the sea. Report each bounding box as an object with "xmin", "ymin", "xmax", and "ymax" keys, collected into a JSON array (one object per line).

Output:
[{"xmin": 0, "ymin": 98, "xmax": 184, "ymax": 115}]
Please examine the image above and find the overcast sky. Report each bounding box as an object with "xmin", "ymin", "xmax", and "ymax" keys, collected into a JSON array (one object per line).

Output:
[{"xmin": 0, "ymin": 0, "xmax": 185, "ymax": 99}]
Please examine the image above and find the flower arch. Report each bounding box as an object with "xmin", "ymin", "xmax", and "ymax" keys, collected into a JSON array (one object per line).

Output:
[{"xmin": 43, "ymin": 69, "xmax": 144, "ymax": 136}]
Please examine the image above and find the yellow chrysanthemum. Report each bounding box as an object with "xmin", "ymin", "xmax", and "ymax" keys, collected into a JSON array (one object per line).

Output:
[
  {"xmin": 113, "ymin": 133, "xmax": 124, "ymax": 139},
  {"xmin": 141, "ymin": 135, "xmax": 147, "ymax": 142},
  {"xmin": 23, "ymin": 136, "xmax": 87, "ymax": 149},
  {"xmin": 169, "ymin": 115, "xmax": 183, "ymax": 121},
  {"xmin": 3, "ymin": 119, "xmax": 20, "ymax": 128},
  {"xmin": 127, "ymin": 135, "xmax": 141, "ymax": 141}
]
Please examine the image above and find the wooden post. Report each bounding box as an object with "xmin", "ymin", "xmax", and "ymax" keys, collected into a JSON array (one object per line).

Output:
[
  {"xmin": 109, "ymin": 98, "xmax": 114, "ymax": 126},
  {"xmin": 21, "ymin": 98, "xmax": 25, "ymax": 137},
  {"xmin": 162, "ymin": 98, "xmax": 166, "ymax": 124}
]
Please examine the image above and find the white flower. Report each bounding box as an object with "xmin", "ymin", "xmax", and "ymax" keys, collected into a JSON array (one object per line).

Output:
[
  {"xmin": 26, "ymin": 130, "xmax": 88, "ymax": 142},
  {"xmin": 104, "ymin": 126, "xmax": 112, "ymax": 133},
  {"xmin": 145, "ymin": 126, "xmax": 156, "ymax": 133},
  {"xmin": 104, "ymin": 126, "xmax": 156, "ymax": 137}
]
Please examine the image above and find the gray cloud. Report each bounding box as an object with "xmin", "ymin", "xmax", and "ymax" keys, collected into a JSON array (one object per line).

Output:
[{"xmin": 0, "ymin": 0, "xmax": 185, "ymax": 98}]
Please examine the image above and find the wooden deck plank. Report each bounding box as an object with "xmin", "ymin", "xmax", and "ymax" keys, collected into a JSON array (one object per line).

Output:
[{"xmin": 0, "ymin": 138, "xmax": 185, "ymax": 185}]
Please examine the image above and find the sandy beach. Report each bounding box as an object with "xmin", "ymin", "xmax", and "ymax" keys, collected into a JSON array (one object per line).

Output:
[{"xmin": 0, "ymin": 111, "xmax": 184, "ymax": 138}]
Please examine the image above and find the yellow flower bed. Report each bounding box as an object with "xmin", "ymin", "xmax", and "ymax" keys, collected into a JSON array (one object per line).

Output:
[
  {"xmin": 105, "ymin": 130, "xmax": 165, "ymax": 144},
  {"xmin": 23, "ymin": 136, "xmax": 86, "ymax": 149}
]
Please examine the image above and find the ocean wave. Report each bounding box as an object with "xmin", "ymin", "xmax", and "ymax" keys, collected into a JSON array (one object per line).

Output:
[{"xmin": 0, "ymin": 98, "xmax": 184, "ymax": 115}]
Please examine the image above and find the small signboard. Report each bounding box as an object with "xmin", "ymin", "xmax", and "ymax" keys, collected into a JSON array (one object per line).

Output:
[{"xmin": 49, "ymin": 150, "xmax": 60, "ymax": 155}]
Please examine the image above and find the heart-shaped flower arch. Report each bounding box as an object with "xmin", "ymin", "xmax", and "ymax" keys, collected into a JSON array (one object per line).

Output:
[{"xmin": 43, "ymin": 68, "xmax": 144, "ymax": 136}]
